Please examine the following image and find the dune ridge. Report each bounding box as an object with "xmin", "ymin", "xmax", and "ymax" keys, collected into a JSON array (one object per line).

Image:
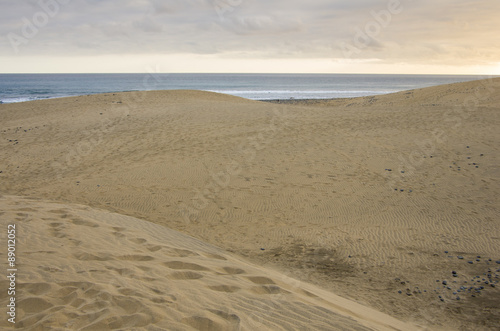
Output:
[
  {"xmin": 1, "ymin": 78, "xmax": 500, "ymax": 329},
  {"xmin": 0, "ymin": 195, "xmax": 416, "ymax": 330}
]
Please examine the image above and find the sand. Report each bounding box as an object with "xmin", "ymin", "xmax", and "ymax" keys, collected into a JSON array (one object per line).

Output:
[
  {"xmin": 0, "ymin": 195, "xmax": 415, "ymax": 330},
  {"xmin": 0, "ymin": 77, "xmax": 499, "ymax": 330}
]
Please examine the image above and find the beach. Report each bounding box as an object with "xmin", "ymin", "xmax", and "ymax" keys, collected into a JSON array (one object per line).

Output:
[{"xmin": 1, "ymin": 78, "xmax": 499, "ymax": 330}]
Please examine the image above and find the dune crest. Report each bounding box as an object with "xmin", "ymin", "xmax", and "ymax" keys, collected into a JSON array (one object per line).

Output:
[{"xmin": 0, "ymin": 195, "xmax": 417, "ymax": 330}]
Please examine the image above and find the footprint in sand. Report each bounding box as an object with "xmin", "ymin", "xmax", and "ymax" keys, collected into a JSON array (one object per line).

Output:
[
  {"xmin": 145, "ymin": 244, "xmax": 162, "ymax": 252},
  {"xmin": 128, "ymin": 237, "xmax": 147, "ymax": 244},
  {"xmin": 48, "ymin": 222, "xmax": 67, "ymax": 239},
  {"xmin": 22, "ymin": 283, "xmax": 52, "ymax": 295},
  {"xmin": 48, "ymin": 209, "xmax": 69, "ymax": 214},
  {"xmin": 246, "ymin": 276, "xmax": 275, "ymax": 285},
  {"xmin": 221, "ymin": 267, "xmax": 246, "ymax": 275},
  {"xmin": 182, "ymin": 316, "xmax": 224, "ymax": 331},
  {"xmin": 16, "ymin": 207, "xmax": 39, "ymax": 212},
  {"xmin": 59, "ymin": 281, "xmax": 95, "ymax": 292},
  {"xmin": 70, "ymin": 218, "xmax": 99, "ymax": 228},
  {"xmin": 168, "ymin": 271, "xmax": 204, "ymax": 280},
  {"xmin": 251, "ymin": 285, "xmax": 289, "ymax": 295},
  {"xmin": 208, "ymin": 285, "xmax": 241, "ymax": 293},
  {"xmin": 202, "ymin": 253, "xmax": 227, "ymax": 261},
  {"xmin": 111, "ymin": 226, "xmax": 126, "ymax": 238},
  {"xmin": 169, "ymin": 248, "xmax": 199, "ymax": 257},
  {"xmin": 73, "ymin": 252, "xmax": 111, "ymax": 261},
  {"xmin": 18, "ymin": 297, "xmax": 53, "ymax": 313},
  {"xmin": 118, "ymin": 255, "xmax": 155, "ymax": 261},
  {"xmin": 163, "ymin": 261, "xmax": 209, "ymax": 271},
  {"xmin": 208, "ymin": 309, "xmax": 241, "ymax": 326},
  {"xmin": 105, "ymin": 266, "xmax": 135, "ymax": 277},
  {"xmin": 113, "ymin": 296, "xmax": 144, "ymax": 314},
  {"xmin": 118, "ymin": 288, "xmax": 143, "ymax": 297}
]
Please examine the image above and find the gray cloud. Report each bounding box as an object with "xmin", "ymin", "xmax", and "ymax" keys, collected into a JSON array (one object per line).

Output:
[{"xmin": 0, "ymin": 0, "xmax": 498, "ymax": 67}]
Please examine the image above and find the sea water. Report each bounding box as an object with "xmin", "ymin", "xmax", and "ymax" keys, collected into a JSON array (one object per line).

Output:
[{"xmin": 0, "ymin": 73, "xmax": 490, "ymax": 104}]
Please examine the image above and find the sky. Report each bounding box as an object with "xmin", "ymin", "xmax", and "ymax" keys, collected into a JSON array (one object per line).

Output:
[{"xmin": 0, "ymin": 0, "xmax": 499, "ymax": 74}]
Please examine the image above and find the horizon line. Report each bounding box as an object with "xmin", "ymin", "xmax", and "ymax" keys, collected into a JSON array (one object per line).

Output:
[{"xmin": 1, "ymin": 72, "xmax": 497, "ymax": 76}]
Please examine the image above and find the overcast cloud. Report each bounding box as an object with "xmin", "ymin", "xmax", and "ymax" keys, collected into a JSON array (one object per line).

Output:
[{"xmin": 0, "ymin": 0, "xmax": 499, "ymax": 73}]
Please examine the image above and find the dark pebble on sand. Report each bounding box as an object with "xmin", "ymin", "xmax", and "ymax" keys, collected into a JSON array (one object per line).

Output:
[
  {"xmin": 495, "ymin": 261, "xmax": 500, "ymax": 264},
  {"xmin": 491, "ymin": 284, "xmax": 496, "ymax": 288},
  {"xmin": 442, "ymin": 280, "xmax": 447, "ymax": 285},
  {"xmin": 260, "ymin": 248, "xmax": 265, "ymax": 250},
  {"xmin": 445, "ymin": 251, "xmax": 448, "ymax": 254},
  {"xmin": 467, "ymin": 146, "xmax": 470, "ymax": 148},
  {"xmin": 398, "ymin": 290, "xmax": 402, "ymax": 294},
  {"xmin": 458, "ymin": 256, "xmax": 464, "ymax": 259},
  {"xmin": 468, "ymin": 261, "xmax": 474, "ymax": 264},
  {"xmin": 452, "ymin": 271, "xmax": 457, "ymax": 274}
]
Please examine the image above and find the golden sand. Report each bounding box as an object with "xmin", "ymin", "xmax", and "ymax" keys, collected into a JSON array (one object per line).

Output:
[{"xmin": 1, "ymin": 78, "xmax": 499, "ymax": 329}]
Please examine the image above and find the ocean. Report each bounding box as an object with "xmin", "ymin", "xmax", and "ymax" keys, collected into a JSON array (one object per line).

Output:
[{"xmin": 0, "ymin": 73, "xmax": 491, "ymax": 104}]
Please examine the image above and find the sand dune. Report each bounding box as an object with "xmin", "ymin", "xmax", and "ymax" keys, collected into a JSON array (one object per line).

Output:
[
  {"xmin": 1, "ymin": 78, "xmax": 500, "ymax": 329},
  {"xmin": 0, "ymin": 195, "xmax": 416, "ymax": 330}
]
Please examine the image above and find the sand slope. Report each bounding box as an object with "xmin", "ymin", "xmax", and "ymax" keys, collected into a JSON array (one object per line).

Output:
[
  {"xmin": 0, "ymin": 195, "xmax": 416, "ymax": 330},
  {"xmin": 1, "ymin": 78, "xmax": 500, "ymax": 329}
]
